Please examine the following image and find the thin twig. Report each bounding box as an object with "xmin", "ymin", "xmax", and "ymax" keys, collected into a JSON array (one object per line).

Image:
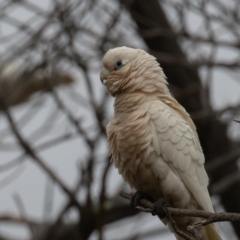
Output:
[
  {"xmin": 3, "ymin": 106, "xmax": 81, "ymax": 210},
  {"xmin": 120, "ymin": 191, "xmax": 240, "ymax": 224},
  {"xmin": 164, "ymin": 206, "xmax": 196, "ymax": 240}
]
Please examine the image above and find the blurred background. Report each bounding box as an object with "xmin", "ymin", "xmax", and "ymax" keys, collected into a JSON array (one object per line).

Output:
[{"xmin": 0, "ymin": 0, "xmax": 240, "ymax": 239}]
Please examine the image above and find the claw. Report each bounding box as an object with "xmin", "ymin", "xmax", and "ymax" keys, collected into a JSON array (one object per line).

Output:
[
  {"xmin": 151, "ymin": 198, "xmax": 169, "ymax": 218},
  {"xmin": 130, "ymin": 191, "xmax": 153, "ymax": 208}
]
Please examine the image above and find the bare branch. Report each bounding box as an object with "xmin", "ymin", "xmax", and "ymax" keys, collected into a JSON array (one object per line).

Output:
[
  {"xmin": 0, "ymin": 66, "xmax": 74, "ymax": 107},
  {"xmin": 234, "ymin": 119, "xmax": 240, "ymax": 123},
  {"xmin": 2, "ymin": 106, "xmax": 81, "ymax": 210},
  {"xmin": 120, "ymin": 191, "xmax": 240, "ymax": 237}
]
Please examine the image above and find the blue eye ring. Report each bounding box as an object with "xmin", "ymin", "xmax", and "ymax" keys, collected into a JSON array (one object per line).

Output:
[{"xmin": 114, "ymin": 60, "xmax": 123, "ymax": 70}]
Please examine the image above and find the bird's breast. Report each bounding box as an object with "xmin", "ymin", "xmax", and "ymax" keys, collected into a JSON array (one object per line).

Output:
[{"xmin": 108, "ymin": 106, "xmax": 164, "ymax": 199}]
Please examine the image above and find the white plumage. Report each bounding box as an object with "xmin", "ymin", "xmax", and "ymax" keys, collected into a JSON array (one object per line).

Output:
[{"xmin": 100, "ymin": 46, "xmax": 222, "ymax": 240}]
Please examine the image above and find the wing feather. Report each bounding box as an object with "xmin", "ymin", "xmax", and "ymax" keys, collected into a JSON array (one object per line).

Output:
[{"xmin": 149, "ymin": 100, "xmax": 214, "ymax": 214}]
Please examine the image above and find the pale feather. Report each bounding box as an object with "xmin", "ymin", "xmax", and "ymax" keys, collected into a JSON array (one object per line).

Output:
[
  {"xmin": 149, "ymin": 100, "xmax": 220, "ymax": 237},
  {"xmin": 102, "ymin": 46, "xmax": 222, "ymax": 240}
]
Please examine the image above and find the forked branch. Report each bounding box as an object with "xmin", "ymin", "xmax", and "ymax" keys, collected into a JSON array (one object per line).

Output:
[{"xmin": 120, "ymin": 191, "xmax": 240, "ymax": 240}]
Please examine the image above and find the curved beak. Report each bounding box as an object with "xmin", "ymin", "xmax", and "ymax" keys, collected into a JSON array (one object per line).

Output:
[{"xmin": 100, "ymin": 67, "xmax": 110, "ymax": 83}]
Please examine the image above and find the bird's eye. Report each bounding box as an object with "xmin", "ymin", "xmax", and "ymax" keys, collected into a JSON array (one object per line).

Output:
[{"xmin": 114, "ymin": 60, "xmax": 123, "ymax": 70}]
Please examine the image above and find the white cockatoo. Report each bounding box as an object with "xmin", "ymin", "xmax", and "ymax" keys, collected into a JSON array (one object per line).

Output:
[{"xmin": 100, "ymin": 46, "xmax": 222, "ymax": 240}]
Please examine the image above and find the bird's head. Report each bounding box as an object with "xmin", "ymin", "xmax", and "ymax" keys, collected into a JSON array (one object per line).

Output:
[
  {"xmin": 100, "ymin": 46, "xmax": 167, "ymax": 96},
  {"xmin": 100, "ymin": 46, "xmax": 140, "ymax": 96}
]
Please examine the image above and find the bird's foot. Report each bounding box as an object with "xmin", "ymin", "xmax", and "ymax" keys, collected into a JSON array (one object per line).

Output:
[
  {"xmin": 130, "ymin": 191, "xmax": 153, "ymax": 208},
  {"xmin": 151, "ymin": 198, "xmax": 170, "ymax": 218}
]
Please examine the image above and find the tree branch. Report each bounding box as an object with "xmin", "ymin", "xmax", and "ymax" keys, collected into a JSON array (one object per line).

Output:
[
  {"xmin": 234, "ymin": 119, "xmax": 240, "ymax": 123},
  {"xmin": 120, "ymin": 191, "xmax": 240, "ymax": 224},
  {"xmin": 2, "ymin": 106, "xmax": 81, "ymax": 210},
  {"xmin": 120, "ymin": 191, "xmax": 240, "ymax": 239}
]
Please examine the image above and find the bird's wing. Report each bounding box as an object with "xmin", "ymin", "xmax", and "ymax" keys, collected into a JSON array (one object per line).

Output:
[
  {"xmin": 149, "ymin": 99, "xmax": 213, "ymax": 213},
  {"xmin": 149, "ymin": 100, "xmax": 222, "ymax": 238}
]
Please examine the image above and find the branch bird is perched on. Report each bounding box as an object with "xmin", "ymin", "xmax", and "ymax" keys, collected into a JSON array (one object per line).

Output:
[{"xmin": 100, "ymin": 46, "xmax": 222, "ymax": 240}]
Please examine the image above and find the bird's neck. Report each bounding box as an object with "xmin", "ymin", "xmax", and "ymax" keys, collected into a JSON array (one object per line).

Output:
[
  {"xmin": 114, "ymin": 92, "xmax": 143, "ymax": 114},
  {"xmin": 114, "ymin": 91, "xmax": 167, "ymax": 114}
]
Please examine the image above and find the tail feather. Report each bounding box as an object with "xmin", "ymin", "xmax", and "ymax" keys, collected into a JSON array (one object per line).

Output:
[{"xmin": 205, "ymin": 224, "xmax": 222, "ymax": 240}]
